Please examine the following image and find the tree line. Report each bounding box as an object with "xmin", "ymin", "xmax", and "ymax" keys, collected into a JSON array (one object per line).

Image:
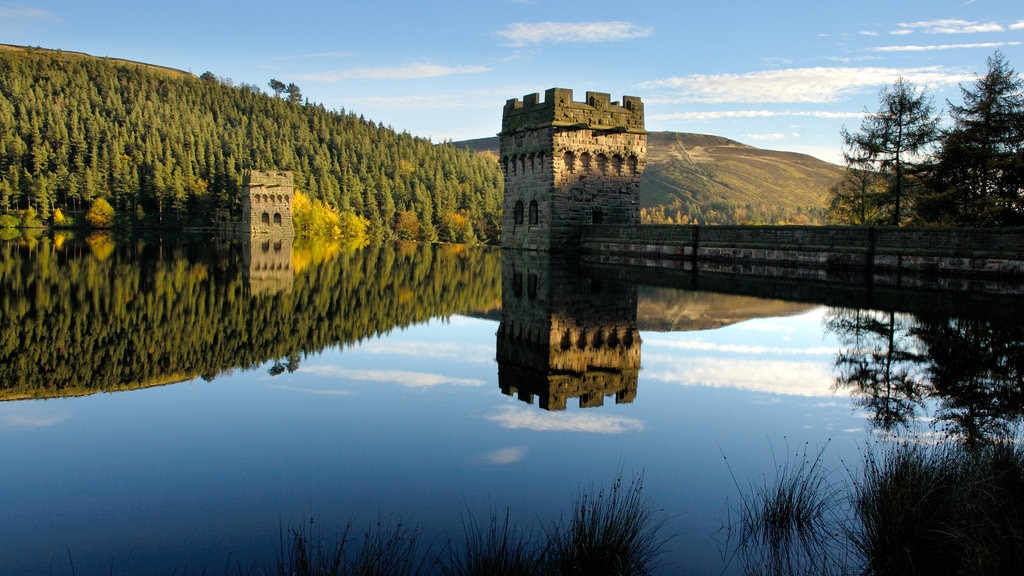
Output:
[
  {"xmin": 0, "ymin": 46, "xmax": 504, "ymax": 243},
  {"xmin": 830, "ymin": 51, "xmax": 1024, "ymax": 227}
]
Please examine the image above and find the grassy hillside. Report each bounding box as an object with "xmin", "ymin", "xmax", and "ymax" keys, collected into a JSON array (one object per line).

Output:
[{"xmin": 457, "ymin": 133, "xmax": 844, "ymax": 225}]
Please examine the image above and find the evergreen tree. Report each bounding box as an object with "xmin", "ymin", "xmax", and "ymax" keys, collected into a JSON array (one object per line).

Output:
[
  {"xmin": 840, "ymin": 78, "xmax": 941, "ymax": 226},
  {"xmin": 926, "ymin": 52, "xmax": 1024, "ymax": 226}
]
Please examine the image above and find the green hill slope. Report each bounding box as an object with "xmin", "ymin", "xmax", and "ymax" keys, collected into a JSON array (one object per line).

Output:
[
  {"xmin": 0, "ymin": 44, "xmax": 503, "ymax": 242},
  {"xmin": 457, "ymin": 132, "xmax": 844, "ymax": 225}
]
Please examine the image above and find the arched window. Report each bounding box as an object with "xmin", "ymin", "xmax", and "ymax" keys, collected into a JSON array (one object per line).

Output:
[
  {"xmin": 527, "ymin": 273, "xmax": 538, "ymax": 300},
  {"xmin": 627, "ymin": 155, "xmax": 638, "ymax": 176},
  {"xmin": 513, "ymin": 200, "xmax": 524, "ymax": 226},
  {"xmin": 596, "ymin": 154, "xmax": 608, "ymax": 175},
  {"xmin": 528, "ymin": 200, "xmax": 538, "ymax": 225},
  {"xmin": 563, "ymin": 151, "xmax": 575, "ymax": 173},
  {"xmin": 261, "ymin": 213, "xmax": 270, "ymax": 224},
  {"xmin": 580, "ymin": 152, "xmax": 591, "ymax": 172},
  {"xmin": 273, "ymin": 213, "xmax": 282, "ymax": 224},
  {"xmin": 612, "ymin": 154, "xmax": 623, "ymax": 175}
]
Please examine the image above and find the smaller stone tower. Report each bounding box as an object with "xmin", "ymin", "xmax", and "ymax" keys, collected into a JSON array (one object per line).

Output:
[
  {"xmin": 500, "ymin": 88, "xmax": 646, "ymax": 251},
  {"xmin": 242, "ymin": 170, "xmax": 294, "ymax": 237}
]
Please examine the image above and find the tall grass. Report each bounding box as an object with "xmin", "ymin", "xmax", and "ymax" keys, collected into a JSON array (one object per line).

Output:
[
  {"xmin": 438, "ymin": 508, "xmax": 545, "ymax": 576},
  {"xmin": 547, "ymin": 471, "xmax": 671, "ymax": 576},
  {"xmin": 726, "ymin": 441, "xmax": 849, "ymax": 576},
  {"xmin": 260, "ymin": 471, "xmax": 669, "ymax": 576},
  {"xmin": 729, "ymin": 438, "xmax": 1024, "ymax": 576},
  {"xmin": 273, "ymin": 516, "xmax": 427, "ymax": 576}
]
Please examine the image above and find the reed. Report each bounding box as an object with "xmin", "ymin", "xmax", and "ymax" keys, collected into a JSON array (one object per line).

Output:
[
  {"xmin": 438, "ymin": 508, "xmax": 545, "ymax": 576},
  {"xmin": 547, "ymin": 471, "xmax": 670, "ymax": 576},
  {"xmin": 727, "ymin": 441, "xmax": 848, "ymax": 576}
]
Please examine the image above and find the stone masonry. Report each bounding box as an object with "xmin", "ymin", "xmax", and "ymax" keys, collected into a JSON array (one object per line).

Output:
[
  {"xmin": 242, "ymin": 170, "xmax": 294, "ymax": 237},
  {"xmin": 500, "ymin": 88, "xmax": 647, "ymax": 251}
]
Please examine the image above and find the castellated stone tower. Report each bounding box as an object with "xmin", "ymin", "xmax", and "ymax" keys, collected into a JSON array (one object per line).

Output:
[
  {"xmin": 499, "ymin": 88, "xmax": 646, "ymax": 251},
  {"xmin": 242, "ymin": 170, "xmax": 295, "ymax": 237}
]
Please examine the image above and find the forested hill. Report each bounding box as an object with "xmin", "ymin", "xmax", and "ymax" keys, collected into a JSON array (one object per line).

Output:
[
  {"xmin": 458, "ymin": 132, "xmax": 843, "ymax": 225},
  {"xmin": 0, "ymin": 44, "xmax": 503, "ymax": 242}
]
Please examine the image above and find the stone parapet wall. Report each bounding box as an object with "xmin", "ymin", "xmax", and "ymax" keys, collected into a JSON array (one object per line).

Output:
[{"xmin": 580, "ymin": 224, "xmax": 1024, "ymax": 278}]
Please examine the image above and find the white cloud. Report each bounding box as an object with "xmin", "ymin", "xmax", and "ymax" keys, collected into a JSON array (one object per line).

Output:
[
  {"xmin": 0, "ymin": 7, "xmax": 57, "ymax": 22},
  {"xmin": 294, "ymin": 63, "xmax": 489, "ymax": 82},
  {"xmin": 0, "ymin": 410, "xmax": 68, "ymax": 428},
  {"xmin": 271, "ymin": 385, "xmax": 355, "ymax": 396},
  {"xmin": 495, "ymin": 21, "xmax": 653, "ymax": 47},
  {"xmin": 648, "ymin": 109, "xmax": 864, "ymax": 122},
  {"xmin": 482, "ymin": 446, "xmax": 528, "ymax": 464},
  {"xmin": 273, "ymin": 52, "xmax": 356, "ymax": 61},
  {"xmin": 643, "ymin": 355, "xmax": 836, "ymax": 397},
  {"xmin": 1011, "ymin": 21, "xmax": 1024, "ymax": 31},
  {"xmin": 303, "ymin": 366, "xmax": 485, "ymax": 388},
  {"xmin": 644, "ymin": 336, "xmax": 835, "ymax": 357},
  {"xmin": 894, "ymin": 19, "xmax": 1005, "ymax": 35},
  {"xmin": 488, "ymin": 405, "xmax": 644, "ymax": 434},
  {"xmin": 871, "ymin": 41, "xmax": 1021, "ymax": 53},
  {"xmin": 356, "ymin": 340, "xmax": 495, "ymax": 363},
  {"xmin": 641, "ymin": 66, "xmax": 973, "ymax": 104}
]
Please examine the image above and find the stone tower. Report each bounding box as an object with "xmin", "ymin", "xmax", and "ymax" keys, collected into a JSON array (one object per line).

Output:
[
  {"xmin": 499, "ymin": 88, "xmax": 646, "ymax": 251},
  {"xmin": 242, "ymin": 170, "xmax": 294, "ymax": 237}
]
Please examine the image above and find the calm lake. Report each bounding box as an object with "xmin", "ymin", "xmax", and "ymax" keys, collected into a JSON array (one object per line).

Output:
[{"xmin": 1, "ymin": 234, "xmax": 1021, "ymax": 575}]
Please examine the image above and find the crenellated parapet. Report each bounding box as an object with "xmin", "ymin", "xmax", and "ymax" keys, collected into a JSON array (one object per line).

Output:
[{"xmin": 501, "ymin": 88, "xmax": 645, "ymax": 136}]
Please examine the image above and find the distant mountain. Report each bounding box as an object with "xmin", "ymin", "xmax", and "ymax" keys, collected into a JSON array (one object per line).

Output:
[{"xmin": 456, "ymin": 132, "xmax": 844, "ymax": 225}]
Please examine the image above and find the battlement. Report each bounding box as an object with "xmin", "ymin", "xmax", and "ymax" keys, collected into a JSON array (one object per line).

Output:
[
  {"xmin": 243, "ymin": 170, "xmax": 294, "ymax": 190},
  {"xmin": 501, "ymin": 88, "xmax": 645, "ymax": 135}
]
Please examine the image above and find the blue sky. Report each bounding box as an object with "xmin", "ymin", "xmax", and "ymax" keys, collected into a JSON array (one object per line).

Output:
[{"xmin": 3, "ymin": 1, "xmax": 1022, "ymax": 163}]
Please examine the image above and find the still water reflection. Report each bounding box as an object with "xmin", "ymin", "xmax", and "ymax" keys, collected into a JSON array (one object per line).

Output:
[{"xmin": 0, "ymin": 235, "xmax": 1021, "ymax": 575}]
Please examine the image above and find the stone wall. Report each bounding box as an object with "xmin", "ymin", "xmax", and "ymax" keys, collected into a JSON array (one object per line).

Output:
[
  {"xmin": 500, "ymin": 88, "xmax": 647, "ymax": 251},
  {"xmin": 580, "ymin": 224, "xmax": 1024, "ymax": 279}
]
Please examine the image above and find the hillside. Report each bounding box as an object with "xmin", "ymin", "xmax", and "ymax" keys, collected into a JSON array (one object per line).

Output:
[
  {"xmin": 457, "ymin": 133, "xmax": 843, "ymax": 225},
  {"xmin": 0, "ymin": 45, "xmax": 503, "ymax": 242}
]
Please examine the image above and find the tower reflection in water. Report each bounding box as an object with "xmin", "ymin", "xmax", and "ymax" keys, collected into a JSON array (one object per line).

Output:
[{"xmin": 497, "ymin": 250, "xmax": 640, "ymax": 411}]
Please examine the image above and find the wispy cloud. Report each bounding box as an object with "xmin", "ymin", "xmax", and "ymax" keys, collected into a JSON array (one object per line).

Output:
[
  {"xmin": 643, "ymin": 337, "xmax": 836, "ymax": 356},
  {"xmin": 649, "ymin": 109, "xmax": 864, "ymax": 122},
  {"xmin": 294, "ymin": 62, "xmax": 489, "ymax": 82},
  {"xmin": 357, "ymin": 340, "xmax": 495, "ymax": 363},
  {"xmin": 0, "ymin": 410, "xmax": 68, "ymax": 429},
  {"xmin": 893, "ymin": 19, "xmax": 1005, "ymax": 35},
  {"xmin": 271, "ymin": 385, "xmax": 355, "ymax": 396},
  {"xmin": 871, "ymin": 41, "xmax": 1022, "ymax": 53},
  {"xmin": 641, "ymin": 66, "xmax": 972, "ymax": 104},
  {"xmin": 0, "ymin": 7, "xmax": 59, "ymax": 32},
  {"xmin": 1012, "ymin": 21, "xmax": 1024, "ymax": 31},
  {"xmin": 642, "ymin": 355, "xmax": 836, "ymax": 397},
  {"xmin": 274, "ymin": 52, "xmax": 356, "ymax": 61},
  {"xmin": 303, "ymin": 365, "xmax": 485, "ymax": 388},
  {"xmin": 488, "ymin": 405, "xmax": 644, "ymax": 434},
  {"xmin": 495, "ymin": 21, "xmax": 653, "ymax": 47},
  {"xmin": 482, "ymin": 446, "xmax": 528, "ymax": 464}
]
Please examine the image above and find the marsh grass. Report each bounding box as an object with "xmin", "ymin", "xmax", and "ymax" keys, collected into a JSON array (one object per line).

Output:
[
  {"xmin": 730, "ymin": 438, "xmax": 1024, "ymax": 576},
  {"xmin": 726, "ymin": 440, "xmax": 849, "ymax": 576},
  {"xmin": 273, "ymin": 516, "xmax": 427, "ymax": 576},
  {"xmin": 547, "ymin": 471, "xmax": 671, "ymax": 576},
  {"xmin": 438, "ymin": 508, "xmax": 545, "ymax": 576},
  {"xmin": 853, "ymin": 440, "xmax": 1024, "ymax": 576},
  {"xmin": 261, "ymin": 471, "xmax": 668, "ymax": 576}
]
